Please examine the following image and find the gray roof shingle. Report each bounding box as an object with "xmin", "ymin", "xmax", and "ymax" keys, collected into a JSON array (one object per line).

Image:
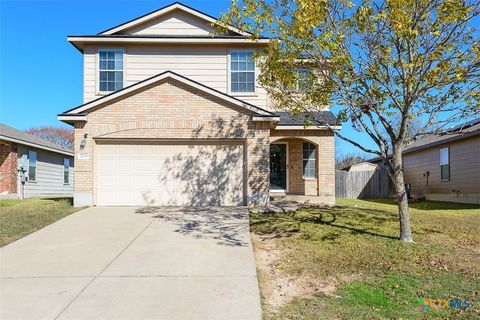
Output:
[
  {"xmin": 275, "ymin": 111, "xmax": 337, "ymax": 126},
  {"xmin": 403, "ymin": 119, "xmax": 480, "ymax": 154},
  {"xmin": 367, "ymin": 118, "xmax": 480, "ymax": 162},
  {"xmin": 0, "ymin": 123, "xmax": 73, "ymax": 155}
]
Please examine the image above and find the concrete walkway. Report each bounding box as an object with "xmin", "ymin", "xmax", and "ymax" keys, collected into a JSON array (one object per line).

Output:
[{"xmin": 0, "ymin": 207, "xmax": 261, "ymax": 320}]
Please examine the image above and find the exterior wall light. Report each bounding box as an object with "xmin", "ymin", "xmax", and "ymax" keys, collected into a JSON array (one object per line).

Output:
[{"xmin": 80, "ymin": 133, "xmax": 88, "ymax": 150}]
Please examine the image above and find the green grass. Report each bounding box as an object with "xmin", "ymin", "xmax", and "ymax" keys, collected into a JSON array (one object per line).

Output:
[
  {"xmin": 251, "ymin": 199, "xmax": 480, "ymax": 319},
  {"xmin": 0, "ymin": 198, "xmax": 79, "ymax": 247}
]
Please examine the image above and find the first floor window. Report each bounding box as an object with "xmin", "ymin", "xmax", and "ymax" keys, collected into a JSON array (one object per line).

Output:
[
  {"xmin": 303, "ymin": 142, "xmax": 316, "ymax": 178},
  {"xmin": 440, "ymin": 147, "xmax": 449, "ymax": 181},
  {"xmin": 230, "ymin": 50, "xmax": 255, "ymax": 93},
  {"xmin": 28, "ymin": 150, "xmax": 37, "ymax": 182},
  {"xmin": 99, "ymin": 49, "xmax": 124, "ymax": 92},
  {"xmin": 64, "ymin": 158, "xmax": 70, "ymax": 184}
]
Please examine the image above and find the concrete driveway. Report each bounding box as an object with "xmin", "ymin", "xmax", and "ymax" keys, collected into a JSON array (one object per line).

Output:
[{"xmin": 0, "ymin": 207, "xmax": 261, "ymax": 320}]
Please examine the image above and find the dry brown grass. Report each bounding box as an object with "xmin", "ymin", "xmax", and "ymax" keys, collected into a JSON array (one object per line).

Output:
[{"xmin": 250, "ymin": 199, "xmax": 480, "ymax": 319}]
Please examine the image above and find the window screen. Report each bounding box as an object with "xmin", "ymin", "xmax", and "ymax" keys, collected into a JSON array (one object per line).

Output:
[
  {"xmin": 231, "ymin": 50, "xmax": 255, "ymax": 93},
  {"xmin": 303, "ymin": 142, "xmax": 316, "ymax": 178},
  {"xmin": 99, "ymin": 49, "xmax": 124, "ymax": 92}
]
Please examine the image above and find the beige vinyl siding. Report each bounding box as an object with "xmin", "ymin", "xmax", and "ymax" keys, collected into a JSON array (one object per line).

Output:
[
  {"xmin": 82, "ymin": 44, "xmax": 268, "ymax": 108},
  {"xmin": 403, "ymin": 136, "xmax": 480, "ymax": 198},
  {"xmin": 17, "ymin": 145, "xmax": 74, "ymax": 197},
  {"xmin": 122, "ymin": 10, "xmax": 216, "ymax": 36}
]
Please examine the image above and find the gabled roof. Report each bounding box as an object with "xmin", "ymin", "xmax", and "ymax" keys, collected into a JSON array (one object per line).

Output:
[
  {"xmin": 68, "ymin": 2, "xmax": 270, "ymax": 52},
  {"xmin": 98, "ymin": 2, "xmax": 251, "ymax": 37},
  {"xmin": 58, "ymin": 71, "xmax": 277, "ymax": 121},
  {"xmin": 0, "ymin": 123, "xmax": 73, "ymax": 156}
]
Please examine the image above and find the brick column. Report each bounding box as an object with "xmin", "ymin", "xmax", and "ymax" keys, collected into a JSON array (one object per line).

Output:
[
  {"xmin": 0, "ymin": 142, "xmax": 18, "ymax": 194},
  {"xmin": 317, "ymin": 133, "xmax": 335, "ymax": 202},
  {"xmin": 73, "ymin": 122, "xmax": 94, "ymax": 206},
  {"xmin": 247, "ymin": 122, "xmax": 270, "ymax": 206}
]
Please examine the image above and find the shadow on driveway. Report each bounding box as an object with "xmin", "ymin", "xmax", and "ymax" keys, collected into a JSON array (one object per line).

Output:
[{"xmin": 135, "ymin": 206, "xmax": 250, "ymax": 247}]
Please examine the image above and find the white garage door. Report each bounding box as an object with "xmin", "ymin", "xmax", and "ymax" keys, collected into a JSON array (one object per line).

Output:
[{"xmin": 95, "ymin": 141, "xmax": 244, "ymax": 206}]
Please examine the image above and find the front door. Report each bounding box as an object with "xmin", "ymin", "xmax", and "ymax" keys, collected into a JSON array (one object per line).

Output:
[{"xmin": 270, "ymin": 143, "xmax": 287, "ymax": 191}]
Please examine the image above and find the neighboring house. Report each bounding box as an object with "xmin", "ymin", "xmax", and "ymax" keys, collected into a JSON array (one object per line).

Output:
[
  {"xmin": 0, "ymin": 123, "xmax": 74, "ymax": 199},
  {"xmin": 368, "ymin": 119, "xmax": 480, "ymax": 204},
  {"xmin": 402, "ymin": 119, "xmax": 480, "ymax": 204},
  {"xmin": 58, "ymin": 2, "xmax": 338, "ymax": 207},
  {"xmin": 341, "ymin": 162, "xmax": 379, "ymax": 172}
]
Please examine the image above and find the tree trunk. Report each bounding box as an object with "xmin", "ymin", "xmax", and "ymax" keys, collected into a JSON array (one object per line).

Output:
[{"xmin": 392, "ymin": 148, "xmax": 414, "ymax": 242}]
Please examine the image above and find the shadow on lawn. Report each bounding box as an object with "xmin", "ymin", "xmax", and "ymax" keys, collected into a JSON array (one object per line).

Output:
[
  {"xmin": 362, "ymin": 198, "xmax": 480, "ymax": 211},
  {"xmin": 251, "ymin": 205, "xmax": 399, "ymax": 240}
]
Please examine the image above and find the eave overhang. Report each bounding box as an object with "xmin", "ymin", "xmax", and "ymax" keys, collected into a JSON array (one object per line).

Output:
[{"xmin": 68, "ymin": 35, "xmax": 272, "ymax": 53}]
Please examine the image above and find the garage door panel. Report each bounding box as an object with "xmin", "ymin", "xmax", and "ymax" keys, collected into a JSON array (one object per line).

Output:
[{"xmin": 95, "ymin": 142, "xmax": 244, "ymax": 206}]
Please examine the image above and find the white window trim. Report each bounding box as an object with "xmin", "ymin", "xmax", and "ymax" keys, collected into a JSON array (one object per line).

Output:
[
  {"xmin": 96, "ymin": 48, "xmax": 126, "ymax": 95},
  {"xmin": 440, "ymin": 147, "xmax": 450, "ymax": 182},
  {"xmin": 28, "ymin": 150, "xmax": 37, "ymax": 183},
  {"xmin": 63, "ymin": 158, "xmax": 70, "ymax": 185},
  {"xmin": 302, "ymin": 142, "xmax": 317, "ymax": 179},
  {"xmin": 227, "ymin": 49, "xmax": 258, "ymax": 96}
]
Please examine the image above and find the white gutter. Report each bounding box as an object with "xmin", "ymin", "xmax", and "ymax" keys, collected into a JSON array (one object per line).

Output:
[
  {"xmin": 274, "ymin": 125, "xmax": 342, "ymax": 130},
  {"xmin": 252, "ymin": 116, "xmax": 280, "ymax": 122},
  {"xmin": 68, "ymin": 36, "xmax": 271, "ymax": 45},
  {"xmin": 57, "ymin": 115, "xmax": 87, "ymax": 122}
]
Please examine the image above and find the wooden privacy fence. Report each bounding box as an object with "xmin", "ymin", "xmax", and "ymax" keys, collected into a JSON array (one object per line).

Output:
[{"xmin": 336, "ymin": 168, "xmax": 393, "ymax": 199}]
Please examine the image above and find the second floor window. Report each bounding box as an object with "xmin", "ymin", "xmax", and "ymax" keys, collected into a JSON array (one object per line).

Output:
[
  {"xmin": 99, "ymin": 49, "xmax": 124, "ymax": 92},
  {"xmin": 231, "ymin": 50, "xmax": 255, "ymax": 93},
  {"xmin": 296, "ymin": 68, "xmax": 311, "ymax": 91}
]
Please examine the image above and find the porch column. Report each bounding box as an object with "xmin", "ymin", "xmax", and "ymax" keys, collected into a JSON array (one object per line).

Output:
[{"xmin": 316, "ymin": 134, "xmax": 336, "ymax": 202}]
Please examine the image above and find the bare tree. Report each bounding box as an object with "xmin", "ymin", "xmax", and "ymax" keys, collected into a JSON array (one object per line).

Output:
[
  {"xmin": 25, "ymin": 126, "xmax": 74, "ymax": 150},
  {"xmin": 336, "ymin": 154, "xmax": 366, "ymax": 170},
  {"xmin": 220, "ymin": 0, "xmax": 480, "ymax": 242}
]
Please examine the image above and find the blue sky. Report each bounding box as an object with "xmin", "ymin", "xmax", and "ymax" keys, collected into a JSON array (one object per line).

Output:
[{"xmin": 0, "ymin": 0, "xmax": 372, "ymax": 157}]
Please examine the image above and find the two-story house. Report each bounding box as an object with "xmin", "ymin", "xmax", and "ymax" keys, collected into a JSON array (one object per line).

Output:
[{"xmin": 58, "ymin": 2, "xmax": 337, "ymax": 207}]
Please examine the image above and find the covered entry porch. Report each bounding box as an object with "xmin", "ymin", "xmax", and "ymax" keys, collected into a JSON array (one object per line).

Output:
[{"xmin": 268, "ymin": 129, "xmax": 336, "ymax": 204}]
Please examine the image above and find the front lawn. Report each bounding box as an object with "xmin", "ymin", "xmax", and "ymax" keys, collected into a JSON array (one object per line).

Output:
[
  {"xmin": 251, "ymin": 199, "xmax": 480, "ymax": 319},
  {"xmin": 0, "ymin": 198, "xmax": 79, "ymax": 247}
]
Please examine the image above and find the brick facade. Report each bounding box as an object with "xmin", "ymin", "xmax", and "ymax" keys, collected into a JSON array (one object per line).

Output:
[
  {"xmin": 71, "ymin": 78, "xmax": 336, "ymax": 206},
  {"xmin": 271, "ymin": 129, "xmax": 336, "ymax": 203},
  {"xmin": 0, "ymin": 142, "xmax": 18, "ymax": 194},
  {"xmin": 73, "ymin": 79, "xmax": 270, "ymax": 206}
]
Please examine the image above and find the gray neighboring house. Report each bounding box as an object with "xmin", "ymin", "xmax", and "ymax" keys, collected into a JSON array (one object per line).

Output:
[{"xmin": 0, "ymin": 123, "xmax": 74, "ymax": 199}]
